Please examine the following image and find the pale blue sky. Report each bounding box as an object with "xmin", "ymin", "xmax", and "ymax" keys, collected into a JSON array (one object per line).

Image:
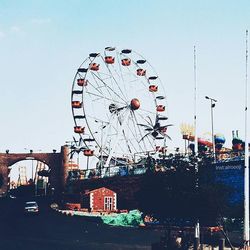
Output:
[{"xmin": 1, "ymin": 0, "xmax": 250, "ymax": 157}]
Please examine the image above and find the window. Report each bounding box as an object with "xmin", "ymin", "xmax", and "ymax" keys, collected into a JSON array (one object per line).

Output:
[{"xmin": 104, "ymin": 196, "xmax": 113, "ymax": 211}]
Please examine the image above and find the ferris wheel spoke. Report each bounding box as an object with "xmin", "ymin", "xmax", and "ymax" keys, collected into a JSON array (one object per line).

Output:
[
  {"xmin": 86, "ymin": 77, "xmax": 120, "ymax": 112},
  {"xmin": 90, "ymin": 71, "xmax": 127, "ymax": 103},
  {"xmin": 100, "ymin": 55, "xmax": 129, "ymax": 102},
  {"xmin": 104, "ymin": 110, "xmax": 130, "ymax": 168},
  {"xmin": 139, "ymin": 109, "xmax": 156, "ymax": 125},
  {"xmin": 115, "ymin": 51, "xmax": 130, "ymax": 101},
  {"xmin": 127, "ymin": 111, "xmax": 147, "ymax": 153},
  {"xmin": 125, "ymin": 63, "xmax": 148, "ymax": 89},
  {"xmin": 115, "ymin": 51, "xmax": 131, "ymax": 101},
  {"xmin": 87, "ymin": 75, "xmax": 107, "ymax": 97},
  {"xmin": 96, "ymin": 114, "xmax": 120, "ymax": 155},
  {"xmin": 130, "ymin": 111, "xmax": 148, "ymax": 150},
  {"xmin": 113, "ymin": 137, "xmax": 131, "ymax": 158},
  {"xmin": 134, "ymin": 111, "xmax": 154, "ymax": 147},
  {"xmin": 121, "ymin": 126, "xmax": 133, "ymax": 156},
  {"xmin": 88, "ymin": 71, "xmax": 115, "ymax": 97},
  {"xmin": 101, "ymin": 109, "xmax": 130, "ymax": 157},
  {"xmin": 84, "ymin": 91, "xmax": 126, "ymax": 106},
  {"xmin": 118, "ymin": 54, "xmax": 148, "ymax": 90}
]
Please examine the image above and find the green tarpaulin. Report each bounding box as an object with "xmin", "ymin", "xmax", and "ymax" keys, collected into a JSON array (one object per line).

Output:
[{"xmin": 101, "ymin": 210, "xmax": 143, "ymax": 227}]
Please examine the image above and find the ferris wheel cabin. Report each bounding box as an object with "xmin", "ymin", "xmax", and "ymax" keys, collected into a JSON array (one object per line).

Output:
[
  {"xmin": 137, "ymin": 69, "xmax": 146, "ymax": 76},
  {"xmin": 121, "ymin": 58, "xmax": 131, "ymax": 66},
  {"xmin": 149, "ymin": 85, "xmax": 158, "ymax": 92},
  {"xmin": 74, "ymin": 126, "xmax": 85, "ymax": 134},
  {"xmin": 156, "ymin": 105, "xmax": 165, "ymax": 112},
  {"xmin": 77, "ymin": 79, "xmax": 88, "ymax": 87},
  {"xmin": 72, "ymin": 101, "xmax": 82, "ymax": 109},
  {"xmin": 89, "ymin": 63, "xmax": 100, "ymax": 71},
  {"xmin": 105, "ymin": 56, "xmax": 115, "ymax": 64}
]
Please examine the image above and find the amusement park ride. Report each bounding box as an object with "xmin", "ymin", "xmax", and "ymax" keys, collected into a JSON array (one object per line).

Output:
[{"xmin": 70, "ymin": 47, "xmax": 172, "ymax": 172}]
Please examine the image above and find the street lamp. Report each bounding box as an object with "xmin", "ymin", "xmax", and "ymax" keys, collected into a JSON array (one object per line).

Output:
[
  {"xmin": 205, "ymin": 96, "xmax": 217, "ymax": 161},
  {"xmin": 29, "ymin": 150, "xmax": 34, "ymax": 181}
]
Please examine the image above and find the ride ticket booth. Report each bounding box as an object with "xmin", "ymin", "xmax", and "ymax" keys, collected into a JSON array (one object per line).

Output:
[{"xmin": 83, "ymin": 187, "xmax": 117, "ymax": 212}]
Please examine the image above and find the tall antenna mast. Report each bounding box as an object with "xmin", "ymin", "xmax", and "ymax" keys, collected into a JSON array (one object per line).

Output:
[
  {"xmin": 194, "ymin": 45, "xmax": 200, "ymax": 250},
  {"xmin": 244, "ymin": 29, "xmax": 250, "ymax": 247},
  {"xmin": 194, "ymin": 46, "xmax": 198, "ymax": 154}
]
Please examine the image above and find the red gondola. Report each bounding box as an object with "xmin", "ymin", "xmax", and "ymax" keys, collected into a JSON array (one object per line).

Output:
[
  {"xmin": 137, "ymin": 69, "xmax": 146, "ymax": 76},
  {"xmin": 74, "ymin": 126, "xmax": 85, "ymax": 134},
  {"xmin": 156, "ymin": 105, "xmax": 165, "ymax": 112},
  {"xmin": 149, "ymin": 85, "xmax": 158, "ymax": 92},
  {"xmin": 89, "ymin": 63, "xmax": 100, "ymax": 71},
  {"xmin": 105, "ymin": 56, "xmax": 115, "ymax": 64},
  {"xmin": 83, "ymin": 149, "xmax": 94, "ymax": 156},
  {"xmin": 121, "ymin": 58, "xmax": 131, "ymax": 66},
  {"xmin": 72, "ymin": 101, "xmax": 82, "ymax": 108},
  {"xmin": 77, "ymin": 79, "xmax": 88, "ymax": 86}
]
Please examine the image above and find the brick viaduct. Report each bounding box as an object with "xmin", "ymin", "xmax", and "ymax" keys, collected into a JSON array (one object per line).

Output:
[{"xmin": 0, "ymin": 145, "xmax": 71, "ymax": 196}]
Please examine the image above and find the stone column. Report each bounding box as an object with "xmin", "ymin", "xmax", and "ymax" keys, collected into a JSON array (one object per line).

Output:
[
  {"xmin": 61, "ymin": 145, "xmax": 70, "ymax": 190},
  {"xmin": 0, "ymin": 154, "xmax": 9, "ymax": 196}
]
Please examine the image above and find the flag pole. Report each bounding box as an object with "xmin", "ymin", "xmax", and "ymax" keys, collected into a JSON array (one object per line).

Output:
[
  {"xmin": 194, "ymin": 45, "xmax": 200, "ymax": 250},
  {"xmin": 244, "ymin": 29, "xmax": 250, "ymax": 248}
]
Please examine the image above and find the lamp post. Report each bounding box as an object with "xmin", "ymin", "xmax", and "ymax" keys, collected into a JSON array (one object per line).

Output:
[
  {"xmin": 244, "ymin": 29, "xmax": 249, "ymax": 247},
  {"xmin": 25, "ymin": 148, "xmax": 34, "ymax": 181},
  {"xmin": 30, "ymin": 150, "xmax": 34, "ymax": 181},
  {"xmin": 205, "ymin": 96, "xmax": 217, "ymax": 161}
]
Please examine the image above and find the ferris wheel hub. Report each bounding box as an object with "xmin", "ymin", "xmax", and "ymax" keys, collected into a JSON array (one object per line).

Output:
[
  {"xmin": 109, "ymin": 104, "xmax": 118, "ymax": 113},
  {"xmin": 130, "ymin": 98, "xmax": 140, "ymax": 110}
]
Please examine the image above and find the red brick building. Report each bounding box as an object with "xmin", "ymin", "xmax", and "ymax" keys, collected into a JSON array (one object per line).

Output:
[{"xmin": 89, "ymin": 187, "xmax": 117, "ymax": 212}]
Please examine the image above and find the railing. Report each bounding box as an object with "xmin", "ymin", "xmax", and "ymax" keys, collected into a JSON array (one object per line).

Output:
[{"xmin": 67, "ymin": 149, "xmax": 248, "ymax": 182}]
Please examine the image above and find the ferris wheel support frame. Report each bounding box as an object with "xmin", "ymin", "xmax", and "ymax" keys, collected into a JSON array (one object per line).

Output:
[{"xmin": 104, "ymin": 109, "xmax": 131, "ymax": 168}]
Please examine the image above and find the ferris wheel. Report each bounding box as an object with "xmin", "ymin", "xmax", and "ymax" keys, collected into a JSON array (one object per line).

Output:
[{"xmin": 71, "ymin": 47, "xmax": 171, "ymax": 167}]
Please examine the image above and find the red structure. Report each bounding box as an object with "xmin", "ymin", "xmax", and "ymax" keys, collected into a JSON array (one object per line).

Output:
[
  {"xmin": 121, "ymin": 58, "xmax": 131, "ymax": 66},
  {"xmin": 89, "ymin": 187, "xmax": 117, "ymax": 212},
  {"xmin": 0, "ymin": 146, "xmax": 71, "ymax": 196},
  {"xmin": 105, "ymin": 56, "xmax": 115, "ymax": 64}
]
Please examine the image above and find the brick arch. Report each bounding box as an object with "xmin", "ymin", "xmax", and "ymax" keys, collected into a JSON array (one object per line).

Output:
[
  {"xmin": 0, "ymin": 146, "xmax": 70, "ymax": 196},
  {"xmin": 8, "ymin": 154, "xmax": 53, "ymax": 168}
]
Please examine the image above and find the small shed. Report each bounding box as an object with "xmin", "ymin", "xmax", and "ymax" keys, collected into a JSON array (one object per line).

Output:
[{"xmin": 89, "ymin": 187, "xmax": 117, "ymax": 212}]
